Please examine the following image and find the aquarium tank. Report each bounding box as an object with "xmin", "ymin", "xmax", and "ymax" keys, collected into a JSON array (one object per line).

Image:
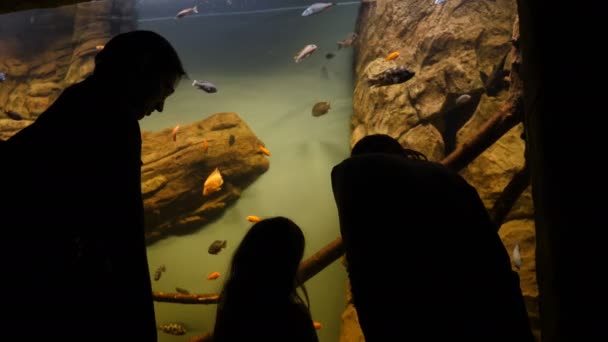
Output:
[{"xmin": 0, "ymin": 0, "xmax": 540, "ymax": 341}]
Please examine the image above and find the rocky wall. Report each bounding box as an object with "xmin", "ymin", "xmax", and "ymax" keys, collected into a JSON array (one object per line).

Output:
[
  {"xmin": 0, "ymin": 0, "xmax": 136, "ymax": 120},
  {"xmin": 343, "ymin": 0, "xmax": 539, "ymax": 340}
]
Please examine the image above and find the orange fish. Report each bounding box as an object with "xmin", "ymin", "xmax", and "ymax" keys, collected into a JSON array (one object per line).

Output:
[
  {"xmin": 171, "ymin": 124, "xmax": 180, "ymax": 142},
  {"xmin": 203, "ymin": 168, "xmax": 223, "ymax": 196},
  {"xmin": 247, "ymin": 215, "xmax": 262, "ymax": 223},
  {"xmin": 207, "ymin": 271, "xmax": 220, "ymax": 280},
  {"xmin": 313, "ymin": 322, "xmax": 322, "ymax": 330},
  {"xmin": 95, "ymin": 45, "xmax": 104, "ymax": 51},
  {"xmin": 259, "ymin": 145, "xmax": 271, "ymax": 156},
  {"xmin": 385, "ymin": 51, "xmax": 400, "ymax": 61},
  {"xmin": 202, "ymin": 138, "xmax": 209, "ymax": 152}
]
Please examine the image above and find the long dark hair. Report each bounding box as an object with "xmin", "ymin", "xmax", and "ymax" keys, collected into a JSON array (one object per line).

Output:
[{"xmin": 218, "ymin": 216, "xmax": 311, "ymax": 310}]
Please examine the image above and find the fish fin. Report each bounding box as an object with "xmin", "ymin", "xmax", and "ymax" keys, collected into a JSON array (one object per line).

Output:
[
  {"xmin": 479, "ymin": 71, "xmax": 488, "ymax": 85},
  {"xmin": 193, "ymin": 5, "xmax": 198, "ymax": 13},
  {"xmin": 337, "ymin": 43, "xmax": 343, "ymax": 50}
]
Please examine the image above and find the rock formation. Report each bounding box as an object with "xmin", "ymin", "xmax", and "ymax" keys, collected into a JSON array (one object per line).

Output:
[
  {"xmin": 142, "ymin": 112, "xmax": 270, "ymax": 244},
  {"xmin": 344, "ymin": 0, "xmax": 538, "ymax": 340},
  {"xmin": 0, "ymin": 0, "xmax": 135, "ymax": 120}
]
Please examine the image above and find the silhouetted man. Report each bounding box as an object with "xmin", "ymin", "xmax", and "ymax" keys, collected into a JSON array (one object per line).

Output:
[
  {"xmin": 1, "ymin": 30, "xmax": 185, "ymax": 341},
  {"xmin": 331, "ymin": 134, "xmax": 534, "ymax": 342}
]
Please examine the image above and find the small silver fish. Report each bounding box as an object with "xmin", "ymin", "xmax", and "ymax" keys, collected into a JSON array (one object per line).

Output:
[
  {"xmin": 175, "ymin": 5, "xmax": 198, "ymax": 19},
  {"xmin": 455, "ymin": 94, "xmax": 472, "ymax": 106},
  {"xmin": 175, "ymin": 287, "xmax": 190, "ymax": 295},
  {"xmin": 294, "ymin": 44, "xmax": 318, "ymax": 63},
  {"xmin": 367, "ymin": 66, "xmax": 416, "ymax": 88},
  {"xmin": 208, "ymin": 240, "xmax": 227, "ymax": 255},
  {"xmin": 513, "ymin": 243, "xmax": 522, "ymax": 270},
  {"xmin": 153, "ymin": 264, "xmax": 166, "ymax": 281},
  {"xmin": 192, "ymin": 80, "xmax": 217, "ymax": 93},
  {"xmin": 337, "ymin": 32, "xmax": 358, "ymax": 50},
  {"xmin": 434, "ymin": 0, "xmax": 447, "ymax": 4},
  {"xmin": 0, "ymin": 72, "xmax": 5, "ymax": 82},
  {"xmin": 158, "ymin": 322, "xmax": 187, "ymax": 335},
  {"xmin": 301, "ymin": 2, "xmax": 335, "ymax": 16}
]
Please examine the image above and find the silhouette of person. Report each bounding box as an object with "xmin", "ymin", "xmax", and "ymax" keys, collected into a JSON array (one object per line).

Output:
[
  {"xmin": 330, "ymin": 134, "xmax": 534, "ymax": 342},
  {"xmin": 212, "ymin": 216, "xmax": 319, "ymax": 342},
  {"xmin": 0, "ymin": 30, "xmax": 185, "ymax": 341}
]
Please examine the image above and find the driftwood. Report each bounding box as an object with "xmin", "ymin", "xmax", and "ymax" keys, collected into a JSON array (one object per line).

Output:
[
  {"xmin": 188, "ymin": 333, "xmax": 213, "ymax": 342},
  {"xmin": 152, "ymin": 292, "xmax": 219, "ymax": 304},
  {"xmin": 297, "ymin": 236, "xmax": 346, "ymax": 284},
  {"xmin": 491, "ymin": 164, "xmax": 530, "ymax": 229}
]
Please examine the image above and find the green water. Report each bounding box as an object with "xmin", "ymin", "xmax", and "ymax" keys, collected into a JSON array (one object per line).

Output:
[{"xmin": 138, "ymin": 3, "xmax": 360, "ymax": 341}]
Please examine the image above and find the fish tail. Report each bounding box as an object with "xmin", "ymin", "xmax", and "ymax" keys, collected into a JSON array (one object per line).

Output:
[
  {"xmin": 193, "ymin": 5, "xmax": 198, "ymax": 13},
  {"xmin": 337, "ymin": 43, "xmax": 343, "ymax": 50}
]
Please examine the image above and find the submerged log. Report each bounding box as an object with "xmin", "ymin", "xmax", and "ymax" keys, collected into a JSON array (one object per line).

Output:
[
  {"xmin": 491, "ymin": 164, "xmax": 530, "ymax": 229},
  {"xmin": 297, "ymin": 236, "xmax": 345, "ymax": 284},
  {"xmin": 152, "ymin": 292, "xmax": 219, "ymax": 304}
]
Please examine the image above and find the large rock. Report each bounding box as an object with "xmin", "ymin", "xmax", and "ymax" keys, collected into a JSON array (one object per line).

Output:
[{"xmin": 141, "ymin": 112, "xmax": 270, "ymax": 245}]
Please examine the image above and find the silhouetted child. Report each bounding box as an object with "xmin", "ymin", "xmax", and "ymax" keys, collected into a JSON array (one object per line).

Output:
[
  {"xmin": 212, "ymin": 216, "xmax": 319, "ymax": 342},
  {"xmin": 331, "ymin": 134, "xmax": 534, "ymax": 342}
]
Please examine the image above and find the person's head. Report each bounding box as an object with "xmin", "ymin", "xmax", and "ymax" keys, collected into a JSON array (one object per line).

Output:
[
  {"xmin": 93, "ymin": 30, "xmax": 186, "ymax": 120},
  {"xmin": 351, "ymin": 134, "xmax": 428, "ymax": 160},
  {"xmin": 222, "ymin": 216, "xmax": 307, "ymax": 300}
]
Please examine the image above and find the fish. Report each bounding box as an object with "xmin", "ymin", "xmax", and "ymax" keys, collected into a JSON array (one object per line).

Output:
[
  {"xmin": 171, "ymin": 124, "xmax": 179, "ymax": 142},
  {"xmin": 367, "ymin": 66, "xmax": 416, "ymax": 88},
  {"xmin": 313, "ymin": 322, "xmax": 323, "ymax": 329},
  {"xmin": 4, "ymin": 111, "xmax": 23, "ymax": 121},
  {"xmin": 312, "ymin": 101, "xmax": 331, "ymax": 117},
  {"xmin": 153, "ymin": 264, "xmax": 166, "ymax": 281},
  {"xmin": 202, "ymin": 167, "xmax": 223, "ymax": 196},
  {"xmin": 480, "ymin": 52, "xmax": 509, "ymax": 96},
  {"xmin": 202, "ymin": 138, "xmax": 209, "ymax": 152},
  {"xmin": 294, "ymin": 44, "xmax": 318, "ymax": 63},
  {"xmin": 0, "ymin": 72, "xmax": 5, "ymax": 82},
  {"xmin": 455, "ymin": 94, "xmax": 472, "ymax": 106},
  {"xmin": 434, "ymin": 0, "xmax": 447, "ymax": 4},
  {"xmin": 325, "ymin": 53, "xmax": 335, "ymax": 59},
  {"xmin": 385, "ymin": 51, "xmax": 400, "ymax": 61},
  {"xmin": 207, "ymin": 271, "xmax": 221, "ymax": 280},
  {"xmin": 95, "ymin": 45, "xmax": 104, "ymax": 51},
  {"xmin": 158, "ymin": 322, "xmax": 187, "ymax": 336},
  {"xmin": 192, "ymin": 80, "xmax": 217, "ymax": 93},
  {"xmin": 301, "ymin": 2, "xmax": 335, "ymax": 16},
  {"xmin": 175, "ymin": 287, "xmax": 190, "ymax": 295},
  {"xmin": 337, "ymin": 32, "xmax": 358, "ymax": 49},
  {"xmin": 175, "ymin": 5, "xmax": 198, "ymax": 19},
  {"xmin": 247, "ymin": 215, "xmax": 262, "ymax": 223},
  {"xmin": 258, "ymin": 145, "xmax": 271, "ymax": 156},
  {"xmin": 208, "ymin": 240, "xmax": 227, "ymax": 255},
  {"xmin": 228, "ymin": 134, "xmax": 235, "ymax": 146},
  {"xmin": 513, "ymin": 243, "xmax": 522, "ymax": 270}
]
